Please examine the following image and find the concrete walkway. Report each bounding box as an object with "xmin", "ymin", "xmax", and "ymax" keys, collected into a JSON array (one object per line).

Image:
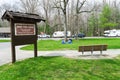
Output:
[
  {"xmin": 38, "ymin": 49, "xmax": 120, "ymax": 59},
  {"xmin": 0, "ymin": 42, "xmax": 120, "ymax": 66}
]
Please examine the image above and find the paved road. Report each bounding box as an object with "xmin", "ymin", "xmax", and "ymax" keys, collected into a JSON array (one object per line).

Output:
[
  {"xmin": 0, "ymin": 42, "xmax": 34, "ymax": 66},
  {"xmin": 0, "ymin": 42, "xmax": 11, "ymax": 65},
  {"xmin": 0, "ymin": 42, "xmax": 120, "ymax": 66}
]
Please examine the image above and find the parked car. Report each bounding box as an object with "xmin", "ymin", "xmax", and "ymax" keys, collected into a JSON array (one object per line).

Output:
[
  {"xmin": 52, "ymin": 31, "xmax": 71, "ymax": 38},
  {"xmin": 103, "ymin": 29, "xmax": 120, "ymax": 37},
  {"xmin": 38, "ymin": 34, "xmax": 50, "ymax": 38},
  {"xmin": 72, "ymin": 33, "xmax": 85, "ymax": 38}
]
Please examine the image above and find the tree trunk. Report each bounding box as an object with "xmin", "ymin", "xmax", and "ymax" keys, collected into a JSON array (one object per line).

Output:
[{"xmin": 64, "ymin": 11, "xmax": 68, "ymax": 42}]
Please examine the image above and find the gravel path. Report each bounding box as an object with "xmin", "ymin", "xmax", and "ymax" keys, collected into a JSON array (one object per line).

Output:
[
  {"xmin": 0, "ymin": 42, "xmax": 120, "ymax": 66},
  {"xmin": 38, "ymin": 49, "xmax": 120, "ymax": 59}
]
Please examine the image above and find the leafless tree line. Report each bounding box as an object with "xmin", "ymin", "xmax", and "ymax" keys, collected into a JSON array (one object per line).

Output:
[{"xmin": 0, "ymin": 0, "xmax": 120, "ymax": 38}]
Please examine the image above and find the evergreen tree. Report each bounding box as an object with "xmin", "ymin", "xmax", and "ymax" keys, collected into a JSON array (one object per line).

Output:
[
  {"xmin": 99, "ymin": 4, "xmax": 118, "ymax": 30},
  {"xmin": 88, "ymin": 13, "xmax": 99, "ymax": 36}
]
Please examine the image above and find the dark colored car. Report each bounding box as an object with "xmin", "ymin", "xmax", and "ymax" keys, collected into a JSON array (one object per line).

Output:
[{"xmin": 72, "ymin": 33, "xmax": 85, "ymax": 38}]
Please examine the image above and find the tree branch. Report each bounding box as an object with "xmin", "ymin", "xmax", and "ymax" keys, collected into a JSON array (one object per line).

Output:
[
  {"xmin": 53, "ymin": 0, "xmax": 64, "ymax": 12},
  {"xmin": 78, "ymin": 0, "xmax": 86, "ymax": 12},
  {"xmin": 78, "ymin": 10, "xmax": 92, "ymax": 14}
]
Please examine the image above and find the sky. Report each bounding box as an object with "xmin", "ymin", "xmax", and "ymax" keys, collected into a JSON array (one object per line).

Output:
[
  {"xmin": 0, "ymin": 0, "xmax": 19, "ymax": 6},
  {"xmin": 0, "ymin": 0, "xmax": 120, "ymax": 5},
  {"xmin": 0, "ymin": 0, "xmax": 120, "ymax": 10}
]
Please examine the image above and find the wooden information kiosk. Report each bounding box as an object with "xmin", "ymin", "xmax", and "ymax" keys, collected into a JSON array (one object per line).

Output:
[{"xmin": 2, "ymin": 11, "xmax": 45, "ymax": 63}]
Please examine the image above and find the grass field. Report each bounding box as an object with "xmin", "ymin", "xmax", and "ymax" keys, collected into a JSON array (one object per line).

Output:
[
  {"xmin": 21, "ymin": 38, "xmax": 120, "ymax": 51},
  {"xmin": 0, "ymin": 56, "xmax": 120, "ymax": 80},
  {"xmin": 0, "ymin": 40, "xmax": 10, "ymax": 42},
  {"xmin": 1, "ymin": 38, "xmax": 120, "ymax": 80}
]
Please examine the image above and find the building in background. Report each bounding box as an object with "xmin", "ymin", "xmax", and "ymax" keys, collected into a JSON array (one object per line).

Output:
[{"xmin": 0, "ymin": 27, "xmax": 10, "ymax": 37}]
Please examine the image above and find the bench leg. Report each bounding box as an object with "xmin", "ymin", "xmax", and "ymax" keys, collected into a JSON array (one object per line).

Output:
[
  {"xmin": 82, "ymin": 51, "xmax": 84, "ymax": 55},
  {"xmin": 91, "ymin": 51, "xmax": 93, "ymax": 55},
  {"xmin": 100, "ymin": 50, "xmax": 102, "ymax": 55}
]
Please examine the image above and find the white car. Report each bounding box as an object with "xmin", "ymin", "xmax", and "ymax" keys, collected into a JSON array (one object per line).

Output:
[
  {"xmin": 104, "ymin": 29, "xmax": 120, "ymax": 37},
  {"xmin": 52, "ymin": 31, "xmax": 71, "ymax": 38},
  {"xmin": 38, "ymin": 34, "xmax": 50, "ymax": 38}
]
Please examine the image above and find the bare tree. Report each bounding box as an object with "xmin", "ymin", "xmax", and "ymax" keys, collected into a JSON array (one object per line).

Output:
[
  {"xmin": 0, "ymin": 6, "xmax": 3, "ymax": 16},
  {"xmin": 41, "ymin": 0, "xmax": 53, "ymax": 34},
  {"xmin": 54, "ymin": 0, "xmax": 69, "ymax": 42},
  {"xmin": 0, "ymin": 2, "xmax": 19, "ymax": 27},
  {"xmin": 53, "ymin": 9, "xmax": 62, "ymax": 31},
  {"xmin": 0, "ymin": 2, "xmax": 19, "ymax": 13},
  {"xmin": 74, "ymin": 0, "xmax": 94, "ymax": 39},
  {"xmin": 20, "ymin": 0, "xmax": 40, "ymax": 13}
]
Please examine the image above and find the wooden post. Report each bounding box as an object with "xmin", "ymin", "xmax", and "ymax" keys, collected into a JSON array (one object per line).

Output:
[
  {"xmin": 34, "ymin": 42, "xmax": 37, "ymax": 57},
  {"xmin": 34, "ymin": 23, "xmax": 38, "ymax": 57},
  {"xmin": 10, "ymin": 19, "xmax": 16, "ymax": 63},
  {"xmin": 11, "ymin": 45, "xmax": 16, "ymax": 63}
]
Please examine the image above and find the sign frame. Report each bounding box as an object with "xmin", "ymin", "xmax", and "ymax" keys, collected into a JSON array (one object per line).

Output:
[
  {"xmin": 15, "ymin": 23, "xmax": 36, "ymax": 36},
  {"xmin": 10, "ymin": 21, "xmax": 38, "ymax": 63}
]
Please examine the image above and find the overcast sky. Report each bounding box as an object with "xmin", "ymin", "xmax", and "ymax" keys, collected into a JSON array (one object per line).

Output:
[
  {"xmin": 0, "ymin": 0, "xmax": 19, "ymax": 6},
  {"xmin": 0, "ymin": 0, "xmax": 120, "ymax": 7},
  {"xmin": 0, "ymin": 0, "xmax": 120, "ymax": 4}
]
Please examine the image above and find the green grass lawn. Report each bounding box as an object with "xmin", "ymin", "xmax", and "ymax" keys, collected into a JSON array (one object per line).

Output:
[
  {"xmin": 0, "ymin": 40, "xmax": 10, "ymax": 42},
  {"xmin": 0, "ymin": 57, "xmax": 120, "ymax": 80},
  {"xmin": 21, "ymin": 38, "xmax": 120, "ymax": 51},
  {"xmin": 1, "ymin": 38, "xmax": 120, "ymax": 80}
]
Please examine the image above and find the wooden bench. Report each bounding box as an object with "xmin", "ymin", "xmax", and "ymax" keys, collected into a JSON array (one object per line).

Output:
[{"xmin": 78, "ymin": 45, "xmax": 107, "ymax": 55}]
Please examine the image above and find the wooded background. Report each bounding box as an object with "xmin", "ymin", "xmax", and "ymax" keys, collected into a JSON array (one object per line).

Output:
[{"xmin": 0, "ymin": 0, "xmax": 120, "ymax": 37}]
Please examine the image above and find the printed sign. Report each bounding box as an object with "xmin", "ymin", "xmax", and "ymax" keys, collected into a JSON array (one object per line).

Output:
[{"xmin": 15, "ymin": 23, "xmax": 35, "ymax": 35}]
